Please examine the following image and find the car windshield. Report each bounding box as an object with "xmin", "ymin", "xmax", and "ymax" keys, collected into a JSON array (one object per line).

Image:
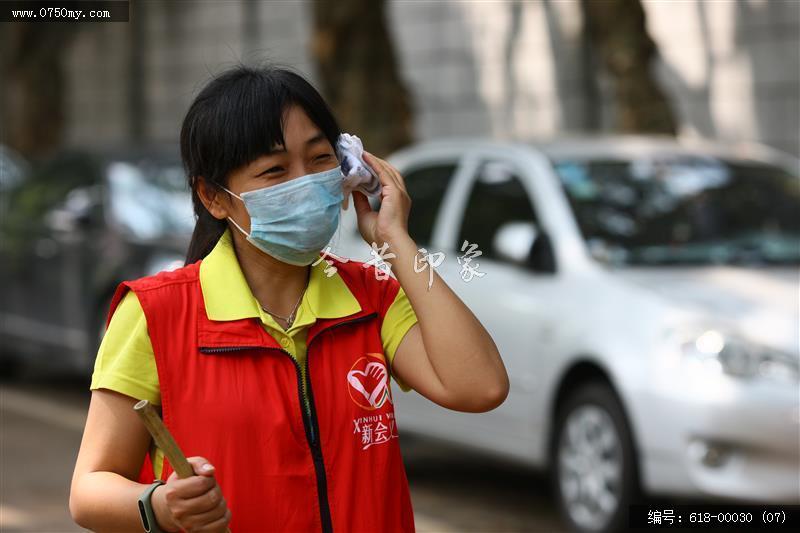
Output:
[
  {"xmin": 107, "ymin": 159, "xmax": 195, "ymax": 239},
  {"xmin": 552, "ymin": 154, "xmax": 800, "ymax": 266}
]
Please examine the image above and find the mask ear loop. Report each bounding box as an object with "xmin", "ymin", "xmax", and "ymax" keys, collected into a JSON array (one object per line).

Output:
[
  {"xmin": 218, "ymin": 184, "xmax": 250, "ymax": 238},
  {"xmin": 219, "ymin": 184, "xmax": 243, "ymax": 202},
  {"xmin": 227, "ymin": 214, "xmax": 250, "ymax": 239}
]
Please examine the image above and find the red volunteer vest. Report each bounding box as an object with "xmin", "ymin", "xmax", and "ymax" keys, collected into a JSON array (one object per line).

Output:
[{"xmin": 105, "ymin": 254, "xmax": 416, "ymax": 533}]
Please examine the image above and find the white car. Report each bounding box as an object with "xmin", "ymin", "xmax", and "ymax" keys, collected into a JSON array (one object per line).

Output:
[{"xmin": 329, "ymin": 135, "xmax": 800, "ymax": 533}]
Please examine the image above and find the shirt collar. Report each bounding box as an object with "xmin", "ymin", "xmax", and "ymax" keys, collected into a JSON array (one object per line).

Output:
[{"xmin": 199, "ymin": 227, "xmax": 361, "ymax": 323}]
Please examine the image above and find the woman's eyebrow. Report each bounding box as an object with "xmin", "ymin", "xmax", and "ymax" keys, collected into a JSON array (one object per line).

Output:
[
  {"xmin": 253, "ymin": 132, "xmax": 328, "ymax": 176},
  {"xmin": 305, "ymin": 132, "xmax": 326, "ymax": 147},
  {"xmin": 264, "ymin": 132, "xmax": 326, "ymax": 156}
]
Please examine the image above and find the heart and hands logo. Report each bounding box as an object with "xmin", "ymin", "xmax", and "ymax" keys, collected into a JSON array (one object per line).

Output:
[{"xmin": 347, "ymin": 354, "xmax": 393, "ymax": 410}]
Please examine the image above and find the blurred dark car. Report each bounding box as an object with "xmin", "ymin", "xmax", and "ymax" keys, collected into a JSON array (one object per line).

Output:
[{"xmin": 0, "ymin": 145, "xmax": 193, "ymax": 377}]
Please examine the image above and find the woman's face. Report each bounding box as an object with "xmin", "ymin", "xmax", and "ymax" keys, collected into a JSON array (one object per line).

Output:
[{"xmin": 215, "ymin": 103, "xmax": 338, "ymax": 233}]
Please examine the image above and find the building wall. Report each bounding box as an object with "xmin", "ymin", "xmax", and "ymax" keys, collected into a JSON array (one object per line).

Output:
[
  {"xmin": 64, "ymin": 0, "xmax": 800, "ymax": 157},
  {"xmin": 645, "ymin": 0, "xmax": 799, "ymax": 156}
]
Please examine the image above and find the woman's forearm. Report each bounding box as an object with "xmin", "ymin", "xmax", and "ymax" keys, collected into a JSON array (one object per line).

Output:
[
  {"xmin": 384, "ymin": 232, "xmax": 509, "ymax": 405},
  {"xmin": 70, "ymin": 471, "xmax": 152, "ymax": 532}
]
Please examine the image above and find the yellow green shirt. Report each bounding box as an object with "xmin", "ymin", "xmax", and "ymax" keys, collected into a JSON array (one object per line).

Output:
[{"xmin": 90, "ymin": 227, "xmax": 418, "ymax": 478}]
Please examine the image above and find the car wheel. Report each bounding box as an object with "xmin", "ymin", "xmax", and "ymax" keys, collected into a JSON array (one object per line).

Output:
[{"xmin": 550, "ymin": 381, "xmax": 641, "ymax": 533}]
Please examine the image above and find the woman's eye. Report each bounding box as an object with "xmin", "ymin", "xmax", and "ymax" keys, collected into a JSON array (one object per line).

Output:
[{"xmin": 260, "ymin": 156, "xmax": 330, "ymax": 176}]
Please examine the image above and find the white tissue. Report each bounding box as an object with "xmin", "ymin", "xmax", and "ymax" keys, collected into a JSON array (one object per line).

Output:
[{"xmin": 335, "ymin": 133, "xmax": 382, "ymax": 210}]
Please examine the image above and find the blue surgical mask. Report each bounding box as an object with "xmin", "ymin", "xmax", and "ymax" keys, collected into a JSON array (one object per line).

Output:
[{"xmin": 222, "ymin": 165, "xmax": 344, "ymax": 266}]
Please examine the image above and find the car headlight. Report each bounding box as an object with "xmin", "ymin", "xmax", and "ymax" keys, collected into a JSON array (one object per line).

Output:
[{"xmin": 677, "ymin": 328, "xmax": 799, "ymax": 384}]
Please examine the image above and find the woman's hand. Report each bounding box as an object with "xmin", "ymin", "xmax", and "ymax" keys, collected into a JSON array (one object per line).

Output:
[
  {"xmin": 352, "ymin": 151, "xmax": 412, "ymax": 249},
  {"xmin": 152, "ymin": 456, "xmax": 231, "ymax": 533}
]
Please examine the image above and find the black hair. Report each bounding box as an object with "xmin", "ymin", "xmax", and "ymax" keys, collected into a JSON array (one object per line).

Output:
[{"xmin": 181, "ymin": 61, "xmax": 342, "ymax": 265}]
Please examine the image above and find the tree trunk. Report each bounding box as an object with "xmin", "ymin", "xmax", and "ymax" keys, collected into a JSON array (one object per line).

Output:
[
  {"xmin": 310, "ymin": 0, "xmax": 414, "ymax": 156},
  {"xmin": 581, "ymin": 0, "xmax": 676, "ymax": 135},
  {"xmin": 0, "ymin": 16, "xmax": 81, "ymax": 159}
]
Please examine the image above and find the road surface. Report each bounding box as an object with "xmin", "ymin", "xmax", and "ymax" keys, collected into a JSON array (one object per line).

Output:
[{"xmin": 1, "ymin": 366, "xmax": 566, "ymax": 532}]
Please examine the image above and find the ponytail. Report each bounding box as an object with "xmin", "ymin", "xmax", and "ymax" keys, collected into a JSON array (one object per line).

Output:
[{"xmin": 185, "ymin": 201, "xmax": 227, "ymax": 266}]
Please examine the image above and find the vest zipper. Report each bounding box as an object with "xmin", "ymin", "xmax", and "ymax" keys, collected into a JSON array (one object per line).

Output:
[
  {"xmin": 199, "ymin": 311, "xmax": 378, "ymax": 533},
  {"xmin": 303, "ymin": 311, "xmax": 378, "ymax": 533}
]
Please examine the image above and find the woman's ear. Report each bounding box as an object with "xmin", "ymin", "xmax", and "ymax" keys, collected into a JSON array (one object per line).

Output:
[{"xmin": 196, "ymin": 176, "xmax": 230, "ymax": 220}]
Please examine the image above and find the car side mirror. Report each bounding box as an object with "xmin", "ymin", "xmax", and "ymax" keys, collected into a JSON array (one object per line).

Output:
[
  {"xmin": 527, "ymin": 230, "xmax": 556, "ymax": 273},
  {"xmin": 493, "ymin": 221, "xmax": 538, "ymax": 264},
  {"xmin": 494, "ymin": 221, "xmax": 557, "ymax": 273}
]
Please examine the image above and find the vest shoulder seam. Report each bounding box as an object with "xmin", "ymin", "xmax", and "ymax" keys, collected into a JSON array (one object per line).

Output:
[{"xmin": 127, "ymin": 272, "xmax": 199, "ymax": 293}]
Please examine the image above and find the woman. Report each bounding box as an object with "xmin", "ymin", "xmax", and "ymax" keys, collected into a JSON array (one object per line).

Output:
[{"xmin": 69, "ymin": 63, "xmax": 508, "ymax": 533}]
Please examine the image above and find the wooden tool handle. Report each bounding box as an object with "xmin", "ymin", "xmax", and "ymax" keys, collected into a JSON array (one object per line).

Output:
[
  {"xmin": 134, "ymin": 399, "xmax": 232, "ymax": 533},
  {"xmin": 134, "ymin": 399, "xmax": 194, "ymax": 478}
]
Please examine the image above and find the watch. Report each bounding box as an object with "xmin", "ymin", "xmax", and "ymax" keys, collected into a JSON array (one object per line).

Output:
[{"xmin": 138, "ymin": 479, "xmax": 167, "ymax": 533}]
